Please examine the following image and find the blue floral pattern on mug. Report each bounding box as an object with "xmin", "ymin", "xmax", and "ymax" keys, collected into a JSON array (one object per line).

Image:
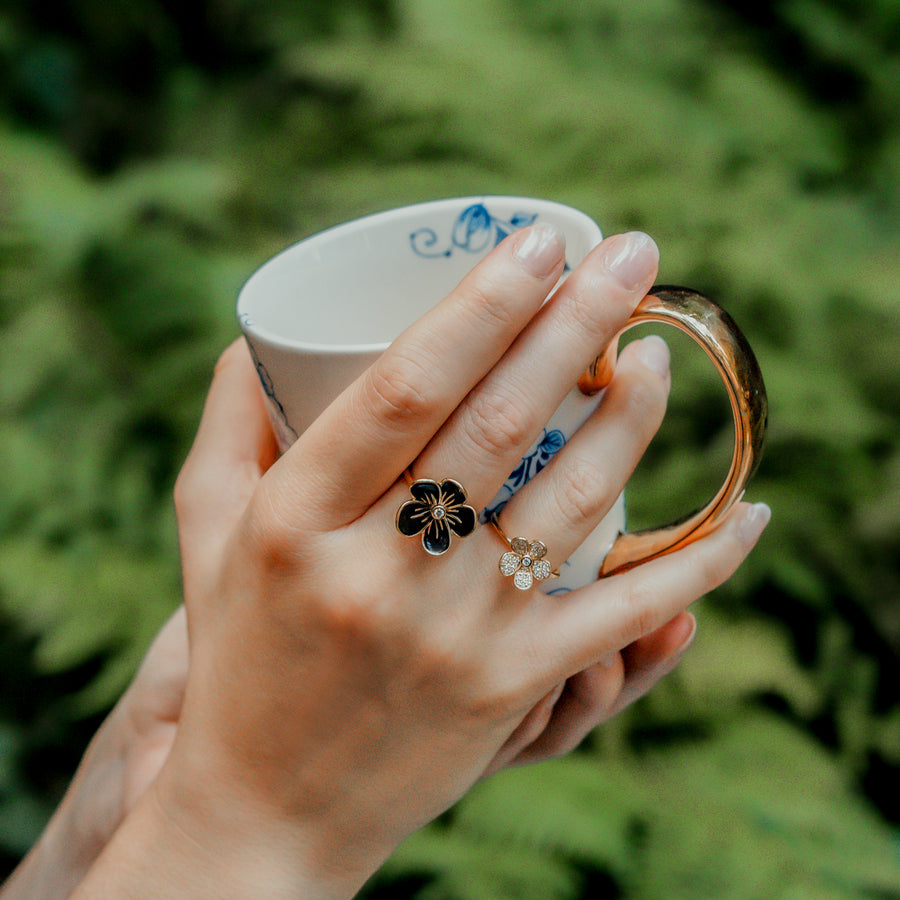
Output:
[
  {"xmin": 481, "ymin": 427, "xmax": 567, "ymax": 522},
  {"xmin": 410, "ymin": 203, "xmax": 538, "ymax": 259},
  {"xmin": 245, "ymin": 341, "xmax": 299, "ymax": 447},
  {"xmin": 542, "ymin": 566, "xmax": 573, "ymax": 596}
]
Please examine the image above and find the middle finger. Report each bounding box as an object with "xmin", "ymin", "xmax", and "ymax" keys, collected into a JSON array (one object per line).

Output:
[
  {"xmin": 412, "ymin": 232, "xmax": 659, "ymax": 511},
  {"xmin": 268, "ymin": 223, "xmax": 567, "ymax": 530}
]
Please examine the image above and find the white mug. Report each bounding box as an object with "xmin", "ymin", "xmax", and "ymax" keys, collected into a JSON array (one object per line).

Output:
[{"xmin": 238, "ymin": 197, "xmax": 766, "ymax": 592}]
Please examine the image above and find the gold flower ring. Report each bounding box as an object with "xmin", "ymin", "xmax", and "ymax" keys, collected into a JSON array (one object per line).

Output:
[{"xmin": 490, "ymin": 517, "xmax": 560, "ymax": 591}]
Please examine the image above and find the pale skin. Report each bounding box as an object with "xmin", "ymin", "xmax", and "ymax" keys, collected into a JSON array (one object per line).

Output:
[{"xmin": 2, "ymin": 226, "xmax": 769, "ymax": 898}]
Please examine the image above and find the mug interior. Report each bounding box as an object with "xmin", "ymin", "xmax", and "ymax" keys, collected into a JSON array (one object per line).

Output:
[{"xmin": 238, "ymin": 197, "xmax": 602, "ymax": 351}]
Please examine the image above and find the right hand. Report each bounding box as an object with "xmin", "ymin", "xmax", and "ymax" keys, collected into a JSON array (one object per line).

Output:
[{"xmin": 73, "ymin": 227, "xmax": 768, "ymax": 898}]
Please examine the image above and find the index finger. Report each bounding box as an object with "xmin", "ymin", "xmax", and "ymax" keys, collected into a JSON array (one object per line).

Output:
[{"xmin": 273, "ymin": 224, "xmax": 567, "ymax": 528}]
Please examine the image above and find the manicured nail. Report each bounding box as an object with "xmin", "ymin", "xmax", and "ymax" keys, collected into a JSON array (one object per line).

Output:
[
  {"xmin": 513, "ymin": 223, "xmax": 566, "ymax": 278},
  {"xmin": 602, "ymin": 232, "xmax": 659, "ymax": 290},
  {"xmin": 738, "ymin": 502, "xmax": 772, "ymax": 546},
  {"xmin": 635, "ymin": 335, "xmax": 670, "ymax": 378}
]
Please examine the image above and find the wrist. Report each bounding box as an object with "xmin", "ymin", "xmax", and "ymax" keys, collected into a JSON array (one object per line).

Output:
[
  {"xmin": 70, "ymin": 762, "xmax": 396, "ymax": 900},
  {"xmin": 1, "ymin": 700, "xmax": 142, "ymax": 899},
  {"xmin": 0, "ymin": 795, "xmax": 98, "ymax": 899}
]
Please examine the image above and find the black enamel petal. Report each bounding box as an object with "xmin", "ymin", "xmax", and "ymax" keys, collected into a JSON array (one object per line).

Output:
[
  {"xmin": 422, "ymin": 520, "xmax": 452, "ymax": 555},
  {"xmin": 397, "ymin": 500, "xmax": 428, "ymax": 536},
  {"xmin": 410, "ymin": 479, "xmax": 441, "ymax": 504},
  {"xmin": 450, "ymin": 504, "xmax": 477, "ymax": 537},
  {"xmin": 439, "ymin": 479, "xmax": 469, "ymax": 508}
]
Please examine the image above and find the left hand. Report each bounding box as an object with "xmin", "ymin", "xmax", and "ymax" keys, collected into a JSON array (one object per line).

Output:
[{"xmin": 0, "ymin": 607, "xmax": 187, "ymax": 900}]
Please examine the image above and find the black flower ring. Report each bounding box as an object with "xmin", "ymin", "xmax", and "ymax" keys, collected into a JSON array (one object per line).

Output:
[{"xmin": 396, "ymin": 477, "xmax": 478, "ymax": 556}]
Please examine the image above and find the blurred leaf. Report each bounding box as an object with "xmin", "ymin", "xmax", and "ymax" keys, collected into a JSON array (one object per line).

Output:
[{"xmin": 3, "ymin": 0, "xmax": 900, "ymax": 890}]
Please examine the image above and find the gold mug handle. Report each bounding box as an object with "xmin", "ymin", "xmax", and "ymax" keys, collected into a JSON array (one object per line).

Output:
[{"xmin": 578, "ymin": 286, "xmax": 768, "ymax": 578}]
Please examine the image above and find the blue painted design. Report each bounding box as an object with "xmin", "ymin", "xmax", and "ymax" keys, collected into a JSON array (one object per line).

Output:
[
  {"xmin": 541, "ymin": 558, "xmax": 573, "ymax": 596},
  {"xmin": 483, "ymin": 498, "xmax": 509, "ymax": 523},
  {"xmin": 411, "ymin": 203, "xmax": 538, "ymax": 259},
  {"xmin": 507, "ymin": 428, "xmax": 565, "ymax": 491},
  {"xmin": 246, "ymin": 343, "xmax": 298, "ymax": 445},
  {"xmin": 481, "ymin": 428, "xmax": 566, "ymax": 522}
]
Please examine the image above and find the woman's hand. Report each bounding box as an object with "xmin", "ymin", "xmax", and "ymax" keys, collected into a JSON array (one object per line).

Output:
[
  {"xmin": 71, "ymin": 227, "xmax": 768, "ymax": 899},
  {"xmin": 2, "ymin": 338, "xmax": 280, "ymax": 899},
  {"xmin": 0, "ymin": 608, "xmax": 187, "ymax": 900},
  {"xmin": 2, "ymin": 330, "xmax": 683, "ymax": 899}
]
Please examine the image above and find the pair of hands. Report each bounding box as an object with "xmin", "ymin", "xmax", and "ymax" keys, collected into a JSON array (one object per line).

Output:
[{"xmin": 4, "ymin": 226, "xmax": 768, "ymax": 899}]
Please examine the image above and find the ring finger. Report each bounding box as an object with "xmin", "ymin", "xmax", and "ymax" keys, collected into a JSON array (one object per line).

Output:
[{"xmin": 493, "ymin": 334, "xmax": 670, "ymax": 574}]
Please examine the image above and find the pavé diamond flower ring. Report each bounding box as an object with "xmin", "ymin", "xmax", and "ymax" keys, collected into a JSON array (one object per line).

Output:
[{"xmin": 490, "ymin": 517, "xmax": 560, "ymax": 591}]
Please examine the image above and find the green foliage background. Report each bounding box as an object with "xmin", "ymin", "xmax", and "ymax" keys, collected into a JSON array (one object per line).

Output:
[{"xmin": 1, "ymin": 0, "xmax": 899, "ymax": 895}]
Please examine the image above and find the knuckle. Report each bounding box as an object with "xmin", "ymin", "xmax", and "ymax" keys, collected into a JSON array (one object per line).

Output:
[
  {"xmin": 318, "ymin": 591, "xmax": 390, "ymax": 647},
  {"xmin": 552, "ymin": 456, "xmax": 611, "ymax": 526},
  {"xmin": 242, "ymin": 489, "xmax": 308, "ymax": 577},
  {"xmin": 362, "ymin": 349, "xmax": 437, "ymax": 425},
  {"xmin": 464, "ymin": 656, "xmax": 535, "ymax": 723},
  {"xmin": 455, "ymin": 278, "xmax": 520, "ymax": 335},
  {"xmin": 619, "ymin": 367, "xmax": 667, "ymax": 424},
  {"xmin": 462, "ymin": 385, "xmax": 533, "ymax": 461},
  {"xmin": 419, "ymin": 632, "xmax": 475, "ymax": 682},
  {"xmin": 557, "ymin": 273, "xmax": 620, "ymax": 341},
  {"xmin": 296, "ymin": 564, "xmax": 401, "ymax": 646}
]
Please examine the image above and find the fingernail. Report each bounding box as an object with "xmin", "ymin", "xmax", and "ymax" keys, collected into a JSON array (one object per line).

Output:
[
  {"xmin": 674, "ymin": 613, "xmax": 697, "ymax": 655},
  {"xmin": 738, "ymin": 502, "xmax": 772, "ymax": 546},
  {"xmin": 635, "ymin": 335, "xmax": 670, "ymax": 378},
  {"xmin": 548, "ymin": 681, "xmax": 566, "ymax": 705},
  {"xmin": 513, "ymin": 223, "xmax": 566, "ymax": 278},
  {"xmin": 602, "ymin": 232, "xmax": 659, "ymax": 290}
]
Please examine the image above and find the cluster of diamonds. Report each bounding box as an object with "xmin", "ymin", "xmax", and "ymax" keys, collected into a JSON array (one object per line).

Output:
[{"xmin": 500, "ymin": 537, "xmax": 553, "ymax": 591}]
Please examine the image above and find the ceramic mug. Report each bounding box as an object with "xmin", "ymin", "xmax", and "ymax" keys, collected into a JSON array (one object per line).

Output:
[{"xmin": 237, "ymin": 196, "xmax": 767, "ymax": 592}]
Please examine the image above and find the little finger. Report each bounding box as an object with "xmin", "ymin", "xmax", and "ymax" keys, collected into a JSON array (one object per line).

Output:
[
  {"xmin": 606, "ymin": 612, "xmax": 696, "ymax": 719},
  {"xmin": 481, "ymin": 681, "xmax": 567, "ymax": 776},
  {"xmin": 503, "ymin": 655, "xmax": 625, "ymax": 765},
  {"xmin": 509, "ymin": 612, "xmax": 695, "ymax": 766},
  {"xmin": 541, "ymin": 501, "xmax": 770, "ymax": 680}
]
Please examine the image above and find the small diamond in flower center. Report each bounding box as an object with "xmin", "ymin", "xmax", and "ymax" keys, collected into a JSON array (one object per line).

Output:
[
  {"xmin": 521, "ymin": 556, "xmax": 532, "ymax": 567},
  {"xmin": 432, "ymin": 506, "xmax": 446, "ymax": 520}
]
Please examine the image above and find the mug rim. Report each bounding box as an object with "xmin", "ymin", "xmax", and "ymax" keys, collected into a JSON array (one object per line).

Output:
[{"xmin": 237, "ymin": 195, "xmax": 602, "ymax": 355}]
